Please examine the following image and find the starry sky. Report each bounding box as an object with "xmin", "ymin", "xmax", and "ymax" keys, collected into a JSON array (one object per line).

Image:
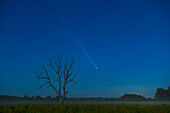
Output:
[{"xmin": 0, "ymin": 0, "xmax": 170, "ymax": 98}]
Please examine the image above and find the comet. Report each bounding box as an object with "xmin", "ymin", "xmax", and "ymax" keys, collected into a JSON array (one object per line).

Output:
[
  {"xmin": 61, "ymin": 22, "xmax": 98, "ymax": 70},
  {"xmin": 71, "ymin": 33, "xmax": 98, "ymax": 70},
  {"xmin": 96, "ymin": 66, "xmax": 98, "ymax": 70}
]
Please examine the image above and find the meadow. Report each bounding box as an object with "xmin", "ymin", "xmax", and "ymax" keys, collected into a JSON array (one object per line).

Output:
[{"xmin": 0, "ymin": 104, "xmax": 170, "ymax": 113}]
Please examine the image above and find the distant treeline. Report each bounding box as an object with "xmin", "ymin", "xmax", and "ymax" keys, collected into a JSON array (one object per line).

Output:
[
  {"xmin": 0, "ymin": 86, "xmax": 169, "ymax": 101},
  {"xmin": 155, "ymin": 86, "xmax": 170, "ymax": 100},
  {"xmin": 0, "ymin": 95, "xmax": 58, "ymax": 101},
  {"xmin": 0, "ymin": 94, "xmax": 153, "ymax": 101}
]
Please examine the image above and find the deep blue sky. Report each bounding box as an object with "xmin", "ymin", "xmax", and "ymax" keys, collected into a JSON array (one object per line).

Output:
[{"xmin": 0, "ymin": 0, "xmax": 170, "ymax": 98}]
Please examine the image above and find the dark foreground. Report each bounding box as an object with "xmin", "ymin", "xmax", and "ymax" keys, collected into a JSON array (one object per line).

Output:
[{"xmin": 1, "ymin": 104, "xmax": 170, "ymax": 113}]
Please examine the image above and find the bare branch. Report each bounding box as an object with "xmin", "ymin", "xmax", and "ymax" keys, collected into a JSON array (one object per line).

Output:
[
  {"xmin": 49, "ymin": 58, "xmax": 62, "ymax": 80},
  {"xmin": 36, "ymin": 56, "xmax": 79, "ymax": 104},
  {"xmin": 39, "ymin": 83, "xmax": 48, "ymax": 89},
  {"xmin": 49, "ymin": 83, "xmax": 60, "ymax": 97}
]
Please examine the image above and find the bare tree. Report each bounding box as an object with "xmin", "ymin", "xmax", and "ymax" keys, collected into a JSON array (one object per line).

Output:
[{"xmin": 37, "ymin": 56, "xmax": 78, "ymax": 104}]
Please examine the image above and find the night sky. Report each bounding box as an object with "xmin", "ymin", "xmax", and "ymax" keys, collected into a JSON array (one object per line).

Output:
[{"xmin": 0, "ymin": 0, "xmax": 170, "ymax": 98}]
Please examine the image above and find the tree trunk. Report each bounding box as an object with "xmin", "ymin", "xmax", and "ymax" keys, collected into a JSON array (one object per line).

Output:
[{"xmin": 60, "ymin": 98, "xmax": 64, "ymax": 105}]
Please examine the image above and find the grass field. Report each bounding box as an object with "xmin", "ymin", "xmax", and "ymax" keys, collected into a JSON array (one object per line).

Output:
[{"xmin": 0, "ymin": 104, "xmax": 170, "ymax": 113}]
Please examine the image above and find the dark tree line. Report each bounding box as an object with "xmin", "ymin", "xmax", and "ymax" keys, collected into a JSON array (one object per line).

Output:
[
  {"xmin": 155, "ymin": 86, "xmax": 170, "ymax": 100},
  {"xmin": 24, "ymin": 95, "xmax": 54, "ymax": 100},
  {"xmin": 0, "ymin": 95, "xmax": 60, "ymax": 101}
]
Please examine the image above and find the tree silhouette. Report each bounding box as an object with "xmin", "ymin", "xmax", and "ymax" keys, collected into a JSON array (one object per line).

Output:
[
  {"xmin": 24, "ymin": 95, "xmax": 28, "ymax": 100},
  {"xmin": 37, "ymin": 56, "xmax": 78, "ymax": 104},
  {"xmin": 155, "ymin": 86, "xmax": 170, "ymax": 100},
  {"xmin": 45, "ymin": 95, "xmax": 51, "ymax": 100}
]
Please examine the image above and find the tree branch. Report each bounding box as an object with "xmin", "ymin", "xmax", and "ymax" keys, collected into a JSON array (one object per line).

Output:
[{"xmin": 36, "ymin": 56, "xmax": 79, "ymax": 104}]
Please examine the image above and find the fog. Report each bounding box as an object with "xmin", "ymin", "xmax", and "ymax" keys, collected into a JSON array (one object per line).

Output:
[{"xmin": 1, "ymin": 100, "xmax": 170, "ymax": 105}]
